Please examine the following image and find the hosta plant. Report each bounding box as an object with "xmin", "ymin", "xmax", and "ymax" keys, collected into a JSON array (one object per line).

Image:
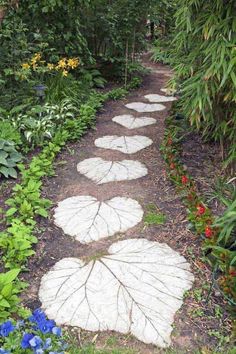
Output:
[
  {"xmin": 11, "ymin": 101, "xmax": 77, "ymax": 148},
  {"xmin": 0, "ymin": 139, "xmax": 22, "ymax": 179}
]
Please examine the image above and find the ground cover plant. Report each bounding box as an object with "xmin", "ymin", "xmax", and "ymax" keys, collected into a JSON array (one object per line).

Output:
[
  {"xmin": 161, "ymin": 115, "xmax": 236, "ymax": 313},
  {"xmin": 0, "ymin": 85, "xmax": 135, "ymax": 322},
  {"xmin": 0, "ymin": 0, "xmax": 235, "ymax": 352}
]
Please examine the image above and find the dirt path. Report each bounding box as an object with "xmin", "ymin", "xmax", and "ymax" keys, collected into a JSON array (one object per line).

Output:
[{"xmin": 22, "ymin": 58, "xmax": 229, "ymax": 353}]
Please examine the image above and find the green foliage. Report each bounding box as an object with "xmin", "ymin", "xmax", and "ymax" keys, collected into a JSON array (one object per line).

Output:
[
  {"xmin": 78, "ymin": 0, "xmax": 152, "ymax": 60},
  {"xmin": 0, "ymin": 269, "xmax": 26, "ymax": 320},
  {"xmin": 161, "ymin": 116, "xmax": 236, "ymax": 308},
  {"xmin": 0, "ymin": 87, "xmax": 130, "ymax": 320},
  {"xmin": 0, "ymin": 220, "xmax": 37, "ymax": 269},
  {"xmin": 126, "ymin": 76, "xmax": 142, "ymax": 89},
  {"xmin": 214, "ymin": 199, "xmax": 236, "ymax": 248},
  {"xmin": 144, "ymin": 204, "xmax": 166, "ymax": 225},
  {"xmin": 106, "ymin": 87, "xmax": 128, "ymax": 100},
  {"xmin": 152, "ymin": 0, "xmax": 236, "ymax": 171},
  {"xmin": 144, "ymin": 212, "xmax": 166, "ymax": 225},
  {"xmin": 0, "ymin": 139, "xmax": 22, "ymax": 178},
  {"xmin": 0, "ymin": 121, "xmax": 22, "ymax": 146},
  {"xmin": 6, "ymin": 100, "xmax": 77, "ymax": 148}
]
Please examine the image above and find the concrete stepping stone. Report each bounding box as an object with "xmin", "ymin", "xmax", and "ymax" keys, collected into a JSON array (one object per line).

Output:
[
  {"xmin": 112, "ymin": 114, "xmax": 156, "ymax": 129},
  {"xmin": 39, "ymin": 238, "xmax": 194, "ymax": 348},
  {"xmin": 95, "ymin": 135, "xmax": 153, "ymax": 154},
  {"xmin": 77, "ymin": 157, "xmax": 148, "ymax": 184},
  {"xmin": 125, "ymin": 102, "xmax": 166, "ymax": 112},
  {"xmin": 54, "ymin": 196, "xmax": 143, "ymax": 243},
  {"xmin": 144, "ymin": 94, "xmax": 176, "ymax": 103}
]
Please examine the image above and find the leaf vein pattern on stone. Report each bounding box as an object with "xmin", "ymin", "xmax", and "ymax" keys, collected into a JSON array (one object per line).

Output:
[
  {"xmin": 54, "ymin": 196, "xmax": 143, "ymax": 243},
  {"xmin": 112, "ymin": 114, "xmax": 156, "ymax": 129},
  {"xmin": 77, "ymin": 158, "xmax": 148, "ymax": 184},
  {"xmin": 40, "ymin": 239, "xmax": 194, "ymax": 347},
  {"xmin": 94, "ymin": 136, "xmax": 153, "ymax": 154}
]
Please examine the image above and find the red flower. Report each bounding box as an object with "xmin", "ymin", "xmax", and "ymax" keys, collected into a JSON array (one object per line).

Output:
[
  {"xmin": 229, "ymin": 270, "xmax": 236, "ymax": 277},
  {"xmin": 197, "ymin": 204, "xmax": 206, "ymax": 215},
  {"xmin": 205, "ymin": 226, "xmax": 213, "ymax": 238},
  {"xmin": 170, "ymin": 163, "xmax": 175, "ymax": 169},
  {"xmin": 181, "ymin": 175, "xmax": 188, "ymax": 184}
]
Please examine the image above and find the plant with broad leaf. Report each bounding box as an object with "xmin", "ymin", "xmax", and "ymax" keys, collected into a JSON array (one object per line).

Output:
[
  {"xmin": 0, "ymin": 139, "xmax": 22, "ymax": 179},
  {"xmin": 0, "ymin": 269, "xmax": 27, "ymax": 321}
]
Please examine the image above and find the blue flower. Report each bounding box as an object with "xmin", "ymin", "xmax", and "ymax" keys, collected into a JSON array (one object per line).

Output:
[
  {"xmin": 38, "ymin": 320, "xmax": 55, "ymax": 334},
  {"xmin": 43, "ymin": 338, "xmax": 52, "ymax": 350},
  {"xmin": 29, "ymin": 309, "xmax": 46, "ymax": 324},
  {"xmin": 34, "ymin": 349, "xmax": 44, "ymax": 354},
  {"xmin": 52, "ymin": 326, "xmax": 62, "ymax": 336},
  {"xmin": 0, "ymin": 321, "xmax": 15, "ymax": 337},
  {"xmin": 21, "ymin": 333, "xmax": 35, "ymax": 349},
  {"xmin": 29, "ymin": 335, "xmax": 43, "ymax": 349},
  {"xmin": 0, "ymin": 348, "xmax": 10, "ymax": 354}
]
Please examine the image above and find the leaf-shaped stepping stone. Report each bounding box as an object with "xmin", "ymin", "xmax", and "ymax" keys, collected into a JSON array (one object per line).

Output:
[
  {"xmin": 125, "ymin": 102, "xmax": 166, "ymax": 112},
  {"xmin": 39, "ymin": 238, "xmax": 194, "ymax": 348},
  {"xmin": 95, "ymin": 135, "xmax": 153, "ymax": 154},
  {"xmin": 112, "ymin": 114, "xmax": 156, "ymax": 129},
  {"xmin": 77, "ymin": 157, "xmax": 148, "ymax": 184},
  {"xmin": 54, "ymin": 196, "xmax": 143, "ymax": 243},
  {"xmin": 144, "ymin": 94, "xmax": 176, "ymax": 103}
]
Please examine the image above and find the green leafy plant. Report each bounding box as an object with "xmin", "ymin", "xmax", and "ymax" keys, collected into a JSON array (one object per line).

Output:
[
  {"xmin": 10, "ymin": 101, "xmax": 77, "ymax": 147},
  {"xmin": 0, "ymin": 87, "xmax": 130, "ymax": 321},
  {"xmin": 0, "ymin": 139, "xmax": 22, "ymax": 178},
  {"xmin": 144, "ymin": 204, "xmax": 166, "ymax": 225},
  {"xmin": 144, "ymin": 212, "xmax": 166, "ymax": 225},
  {"xmin": 0, "ymin": 120, "xmax": 22, "ymax": 146},
  {"xmin": 161, "ymin": 115, "xmax": 236, "ymax": 308},
  {"xmin": 0, "ymin": 269, "xmax": 26, "ymax": 320}
]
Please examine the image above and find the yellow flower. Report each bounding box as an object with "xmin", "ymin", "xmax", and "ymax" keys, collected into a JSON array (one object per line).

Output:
[
  {"xmin": 30, "ymin": 53, "xmax": 42, "ymax": 66},
  {"xmin": 62, "ymin": 69, "xmax": 68, "ymax": 77},
  {"xmin": 67, "ymin": 57, "xmax": 79, "ymax": 69},
  {"xmin": 57, "ymin": 58, "xmax": 67, "ymax": 69},
  {"xmin": 47, "ymin": 63, "xmax": 54, "ymax": 70},
  {"xmin": 34, "ymin": 53, "xmax": 42, "ymax": 61},
  {"xmin": 22, "ymin": 63, "xmax": 30, "ymax": 69},
  {"xmin": 31, "ymin": 63, "xmax": 38, "ymax": 70}
]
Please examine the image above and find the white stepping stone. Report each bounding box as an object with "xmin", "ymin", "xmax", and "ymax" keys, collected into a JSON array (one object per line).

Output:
[
  {"xmin": 39, "ymin": 238, "xmax": 194, "ymax": 348},
  {"xmin": 112, "ymin": 114, "xmax": 156, "ymax": 129},
  {"xmin": 95, "ymin": 135, "xmax": 153, "ymax": 154},
  {"xmin": 144, "ymin": 94, "xmax": 176, "ymax": 103},
  {"xmin": 54, "ymin": 196, "xmax": 143, "ymax": 243},
  {"xmin": 125, "ymin": 102, "xmax": 166, "ymax": 112},
  {"xmin": 77, "ymin": 157, "xmax": 147, "ymax": 184}
]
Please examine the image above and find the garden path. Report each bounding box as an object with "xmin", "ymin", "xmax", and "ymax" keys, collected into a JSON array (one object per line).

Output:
[{"xmin": 23, "ymin": 59, "xmax": 215, "ymax": 353}]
